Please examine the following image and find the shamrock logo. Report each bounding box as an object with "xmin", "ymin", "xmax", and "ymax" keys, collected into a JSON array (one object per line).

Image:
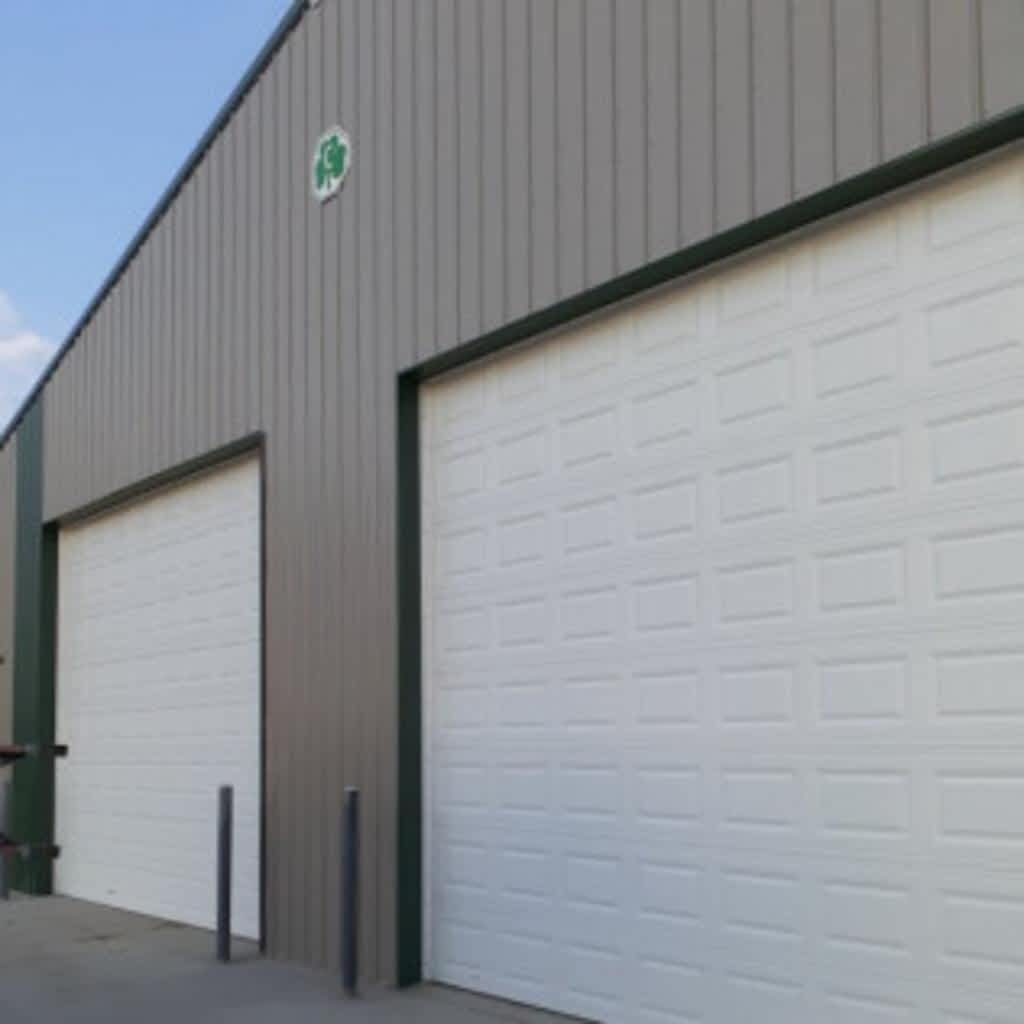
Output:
[{"xmin": 312, "ymin": 126, "xmax": 351, "ymax": 202}]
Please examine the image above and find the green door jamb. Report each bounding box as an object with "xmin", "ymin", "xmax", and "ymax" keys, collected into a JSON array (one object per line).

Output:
[
  {"xmin": 396, "ymin": 375, "xmax": 422, "ymax": 986},
  {"xmin": 10, "ymin": 401, "xmax": 57, "ymax": 894}
]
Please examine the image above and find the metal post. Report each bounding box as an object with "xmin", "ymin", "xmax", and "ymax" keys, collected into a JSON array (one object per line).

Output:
[
  {"xmin": 342, "ymin": 786, "xmax": 359, "ymax": 994},
  {"xmin": 217, "ymin": 785, "xmax": 233, "ymax": 963},
  {"xmin": 0, "ymin": 780, "xmax": 9, "ymax": 901}
]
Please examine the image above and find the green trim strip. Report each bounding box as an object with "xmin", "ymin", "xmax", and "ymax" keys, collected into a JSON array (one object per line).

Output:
[
  {"xmin": 411, "ymin": 108, "xmax": 1024, "ymax": 386},
  {"xmin": 57, "ymin": 434, "xmax": 264, "ymax": 528},
  {"xmin": 11, "ymin": 402, "xmax": 57, "ymax": 894},
  {"xmin": 396, "ymin": 376, "xmax": 422, "ymax": 986}
]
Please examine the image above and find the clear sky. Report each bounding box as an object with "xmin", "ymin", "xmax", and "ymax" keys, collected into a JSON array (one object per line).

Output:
[{"xmin": 0, "ymin": 0, "xmax": 293, "ymax": 432}]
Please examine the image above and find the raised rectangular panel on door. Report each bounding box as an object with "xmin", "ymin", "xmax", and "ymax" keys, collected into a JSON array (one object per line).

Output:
[{"xmin": 421, "ymin": 147, "xmax": 1024, "ymax": 1021}]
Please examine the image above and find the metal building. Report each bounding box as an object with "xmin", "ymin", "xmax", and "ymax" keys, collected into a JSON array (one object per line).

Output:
[{"xmin": 4, "ymin": 0, "xmax": 1024, "ymax": 1017}]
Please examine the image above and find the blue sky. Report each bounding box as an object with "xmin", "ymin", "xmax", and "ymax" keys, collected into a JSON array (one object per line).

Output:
[{"xmin": 0, "ymin": 0, "xmax": 292, "ymax": 431}]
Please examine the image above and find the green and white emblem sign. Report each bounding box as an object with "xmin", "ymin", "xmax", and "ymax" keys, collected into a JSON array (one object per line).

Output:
[{"xmin": 312, "ymin": 125, "xmax": 351, "ymax": 203}]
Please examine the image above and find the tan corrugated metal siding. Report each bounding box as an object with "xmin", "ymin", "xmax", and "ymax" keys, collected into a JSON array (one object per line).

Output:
[
  {"xmin": 17, "ymin": 0, "xmax": 1024, "ymax": 977},
  {"xmin": 0, "ymin": 439, "xmax": 14, "ymax": 745}
]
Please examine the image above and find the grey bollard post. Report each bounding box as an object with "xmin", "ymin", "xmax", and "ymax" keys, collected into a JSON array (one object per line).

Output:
[
  {"xmin": 342, "ymin": 787, "xmax": 359, "ymax": 994},
  {"xmin": 217, "ymin": 785, "xmax": 233, "ymax": 962},
  {"xmin": 0, "ymin": 779, "xmax": 9, "ymax": 901}
]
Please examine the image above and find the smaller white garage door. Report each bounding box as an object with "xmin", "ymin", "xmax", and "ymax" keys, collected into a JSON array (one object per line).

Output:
[{"xmin": 55, "ymin": 457, "xmax": 261, "ymax": 939}]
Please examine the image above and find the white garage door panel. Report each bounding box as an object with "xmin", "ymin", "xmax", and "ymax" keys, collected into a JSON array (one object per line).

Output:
[
  {"xmin": 55, "ymin": 458, "xmax": 261, "ymax": 939},
  {"xmin": 422, "ymin": 149, "xmax": 1024, "ymax": 1022}
]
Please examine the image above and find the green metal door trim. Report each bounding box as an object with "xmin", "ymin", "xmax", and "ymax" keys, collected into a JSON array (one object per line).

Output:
[
  {"xmin": 409, "ymin": 106, "xmax": 1024, "ymax": 387},
  {"xmin": 395, "ymin": 110, "xmax": 1024, "ymax": 988},
  {"xmin": 396, "ymin": 375, "xmax": 422, "ymax": 987},
  {"xmin": 10, "ymin": 401, "xmax": 57, "ymax": 894}
]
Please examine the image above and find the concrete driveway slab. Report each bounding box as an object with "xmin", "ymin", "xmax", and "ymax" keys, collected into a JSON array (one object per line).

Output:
[{"xmin": 0, "ymin": 897, "xmax": 581, "ymax": 1024}]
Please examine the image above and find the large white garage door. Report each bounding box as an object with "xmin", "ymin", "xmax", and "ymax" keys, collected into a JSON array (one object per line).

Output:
[
  {"xmin": 55, "ymin": 457, "xmax": 261, "ymax": 939},
  {"xmin": 421, "ymin": 148, "xmax": 1024, "ymax": 1022}
]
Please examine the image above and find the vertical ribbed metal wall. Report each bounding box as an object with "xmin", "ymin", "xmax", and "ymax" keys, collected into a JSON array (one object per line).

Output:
[{"xmin": 1, "ymin": 0, "xmax": 1019, "ymax": 977}]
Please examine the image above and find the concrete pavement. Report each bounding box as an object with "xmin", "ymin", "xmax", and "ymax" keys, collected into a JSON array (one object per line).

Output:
[{"xmin": 0, "ymin": 896, "xmax": 580, "ymax": 1024}]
